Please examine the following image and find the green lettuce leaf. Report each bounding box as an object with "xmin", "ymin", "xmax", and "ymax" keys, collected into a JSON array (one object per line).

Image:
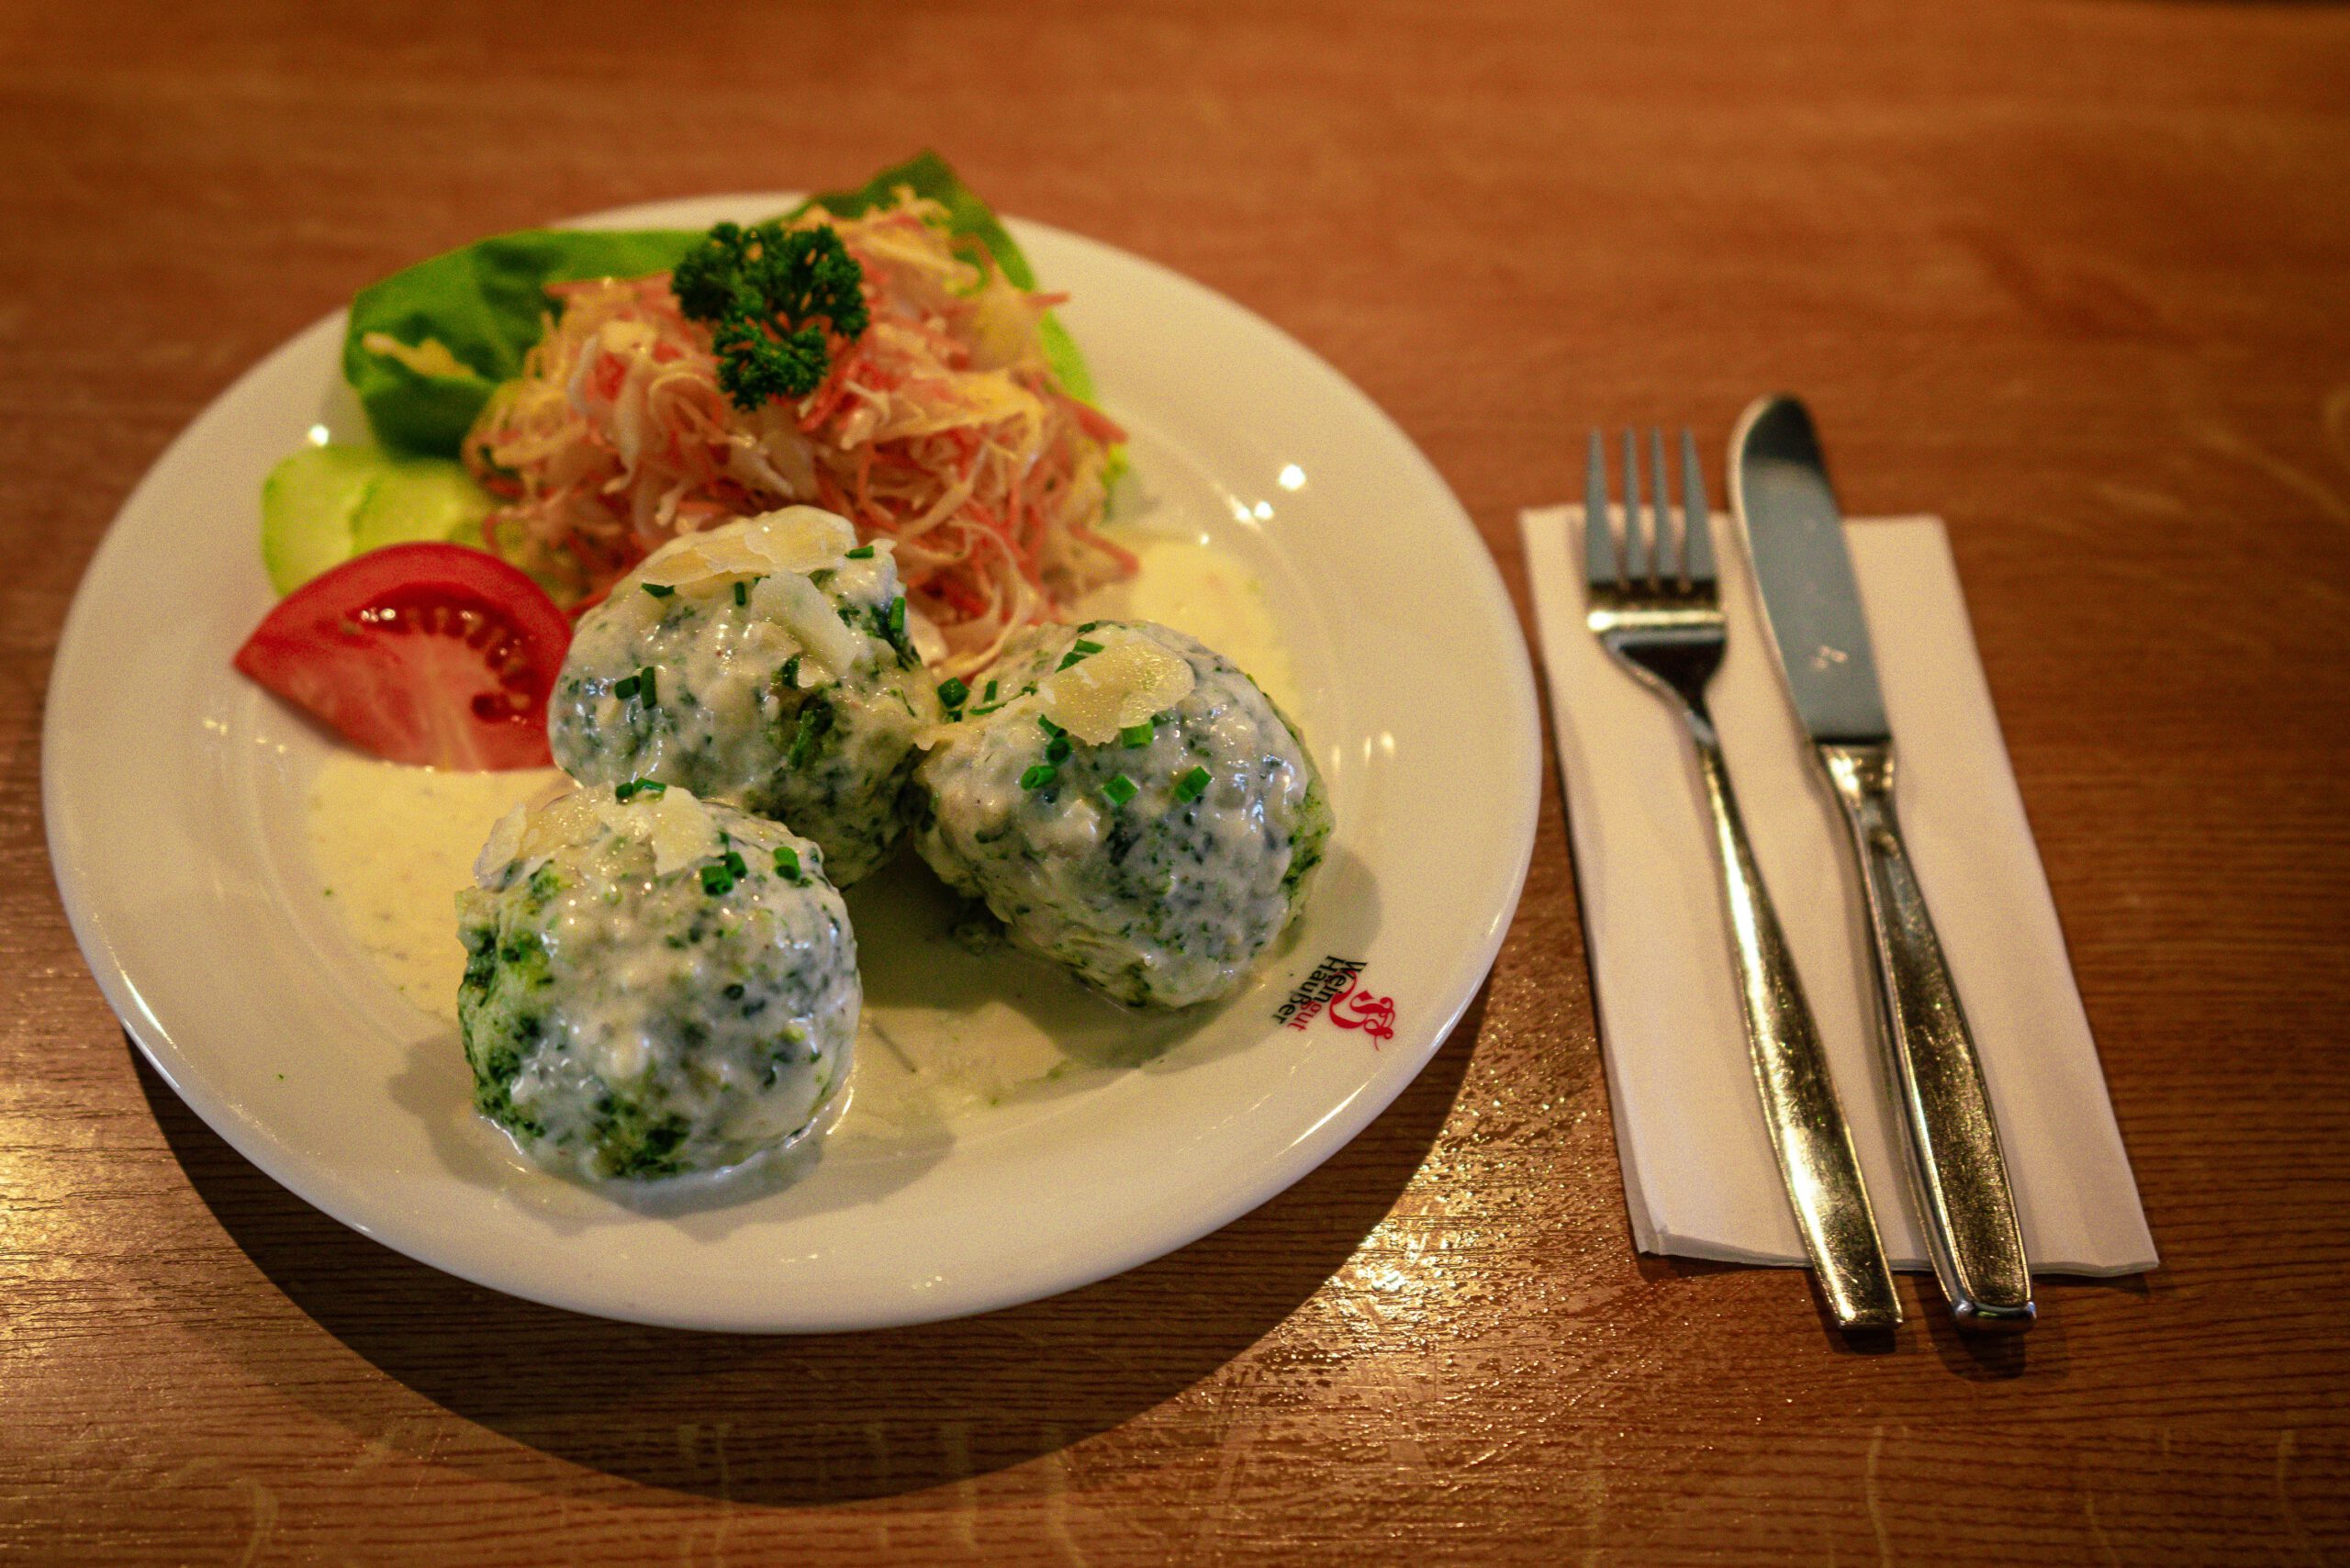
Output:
[
  {"xmin": 341, "ymin": 151, "xmax": 1099, "ymax": 457},
  {"xmin": 344, "ymin": 230, "xmax": 701, "ymax": 455}
]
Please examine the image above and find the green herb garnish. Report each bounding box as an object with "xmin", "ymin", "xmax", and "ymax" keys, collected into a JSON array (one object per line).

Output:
[
  {"xmin": 1174, "ymin": 766, "xmax": 1211, "ymax": 803},
  {"xmin": 643, "ymin": 583, "xmax": 675, "ymax": 599},
  {"xmin": 637, "ymin": 666, "xmax": 657, "ymax": 705},
  {"xmin": 845, "ymin": 544, "xmax": 876, "ymax": 559},
  {"xmin": 1046, "ymin": 734, "xmax": 1072, "ymax": 763},
  {"xmin": 1102, "ymin": 774, "xmax": 1138, "ymax": 807},
  {"xmin": 722, "ymin": 850, "xmax": 748, "ymax": 879},
  {"xmin": 937, "ymin": 677, "xmax": 968, "ymax": 709},
  {"xmin": 733, "ymin": 580, "xmax": 749, "ymax": 607},
  {"xmin": 1120, "ymin": 722, "xmax": 1154, "ymax": 749},
  {"xmin": 699, "ymin": 864, "xmax": 735, "ymax": 896},
  {"xmin": 671, "ymin": 220, "xmax": 869, "ymax": 410},
  {"xmin": 1071, "ymin": 638, "xmax": 1103, "ymax": 656},
  {"xmin": 774, "ymin": 845, "xmax": 803, "ymax": 882},
  {"xmin": 612, "ymin": 674, "xmax": 639, "ymax": 700},
  {"xmin": 1020, "ymin": 763, "xmax": 1058, "ymax": 790}
]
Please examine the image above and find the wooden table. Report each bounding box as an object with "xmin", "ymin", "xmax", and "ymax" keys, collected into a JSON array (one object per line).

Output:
[{"xmin": 7, "ymin": 1, "xmax": 2347, "ymax": 1561}]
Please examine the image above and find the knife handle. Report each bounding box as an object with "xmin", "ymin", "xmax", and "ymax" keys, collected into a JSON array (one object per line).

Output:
[
  {"xmin": 1686, "ymin": 713, "xmax": 1900, "ymax": 1331},
  {"xmin": 1819, "ymin": 742, "xmax": 2035, "ymax": 1332}
]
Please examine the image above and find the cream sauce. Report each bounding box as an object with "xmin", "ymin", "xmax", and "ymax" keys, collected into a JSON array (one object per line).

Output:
[
  {"xmin": 305, "ymin": 532, "xmax": 1298, "ymax": 1159},
  {"xmin": 307, "ymin": 756, "xmax": 561, "ymax": 1016},
  {"xmin": 1081, "ymin": 532, "xmax": 1302, "ymax": 717}
]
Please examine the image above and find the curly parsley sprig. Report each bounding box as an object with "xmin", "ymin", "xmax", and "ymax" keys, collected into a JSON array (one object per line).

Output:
[{"xmin": 671, "ymin": 220, "xmax": 870, "ymax": 411}]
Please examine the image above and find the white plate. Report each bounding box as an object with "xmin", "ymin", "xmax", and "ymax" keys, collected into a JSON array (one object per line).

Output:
[{"xmin": 43, "ymin": 196, "xmax": 1539, "ymax": 1332}]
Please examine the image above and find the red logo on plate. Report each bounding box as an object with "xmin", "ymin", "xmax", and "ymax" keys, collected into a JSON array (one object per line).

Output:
[
  {"xmin": 1273, "ymin": 956, "xmax": 1397, "ymax": 1045},
  {"xmin": 1326, "ymin": 983, "xmax": 1396, "ymax": 1042}
]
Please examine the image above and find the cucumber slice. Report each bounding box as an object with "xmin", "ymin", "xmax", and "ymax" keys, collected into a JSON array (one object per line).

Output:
[
  {"xmin": 260, "ymin": 444, "xmax": 496, "ymax": 595},
  {"xmin": 260, "ymin": 445, "xmax": 379, "ymax": 595},
  {"xmin": 352, "ymin": 456, "xmax": 494, "ymax": 554}
]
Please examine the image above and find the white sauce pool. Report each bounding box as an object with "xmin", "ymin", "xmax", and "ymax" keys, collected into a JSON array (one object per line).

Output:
[
  {"xmin": 306, "ymin": 532, "xmax": 1300, "ymax": 1164},
  {"xmin": 1081, "ymin": 532, "xmax": 1302, "ymax": 718},
  {"xmin": 307, "ymin": 757, "xmax": 561, "ymax": 1015}
]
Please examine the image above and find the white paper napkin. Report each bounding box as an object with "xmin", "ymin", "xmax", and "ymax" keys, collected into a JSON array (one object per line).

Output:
[{"xmin": 1522, "ymin": 507, "xmax": 2156, "ymax": 1276}]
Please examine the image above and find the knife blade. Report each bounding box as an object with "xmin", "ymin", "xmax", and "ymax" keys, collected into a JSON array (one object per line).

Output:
[
  {"xmin": 1729, "ymin": 398, "xmax": 1888, "ymax": 745},
  {"xmin": 1730, "ymin": 394, "xmax": 2036, "ymax": 1332}
]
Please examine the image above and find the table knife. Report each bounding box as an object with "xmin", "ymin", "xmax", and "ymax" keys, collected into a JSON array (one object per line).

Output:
[{"xmin": 1729, "ymin": 395, "xmax": 2035, "ymax": 1332}]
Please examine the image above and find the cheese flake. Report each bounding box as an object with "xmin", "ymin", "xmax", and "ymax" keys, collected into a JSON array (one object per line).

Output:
[
  {"xmin": 472, "ymin": 802, "xmax": 529, "ymax": 887},
  {"xmin": 1035, "ymin": 636, "xmax": 1197, "ymax": 745},
  {"xmin": 635, "ymin": 507, "xmax": 858, "ymax": 592},
  {"xmin": 754, "ymin": 569, "xmax": 863, "ymax": 680}
]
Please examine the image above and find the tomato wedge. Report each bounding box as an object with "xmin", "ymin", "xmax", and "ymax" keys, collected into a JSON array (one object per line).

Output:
[{"xmin": 233, "ymin": 543, "xmax": 570, "ymax": 770}]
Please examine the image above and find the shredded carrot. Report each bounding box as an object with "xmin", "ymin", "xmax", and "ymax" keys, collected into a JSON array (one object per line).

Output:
[{"xmin": 462, "ymin": 194, "xmax": 1132, "ymax": 675}]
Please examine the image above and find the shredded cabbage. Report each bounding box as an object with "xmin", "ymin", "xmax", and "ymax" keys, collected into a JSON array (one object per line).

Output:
[{"xmin": 464, "ymin": 194, "xmax": 1133, "ymax": 675}]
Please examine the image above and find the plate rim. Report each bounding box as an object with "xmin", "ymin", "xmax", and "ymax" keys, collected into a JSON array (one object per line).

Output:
[{"xmin": 42, "ymin": 196, "xmax": 1542, "ymax": 1332}]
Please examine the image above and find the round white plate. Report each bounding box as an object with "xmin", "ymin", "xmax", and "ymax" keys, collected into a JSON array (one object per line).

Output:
[{"xmin": 43, "ymin": 196, "xmax": 1539, "ymax": 1332}]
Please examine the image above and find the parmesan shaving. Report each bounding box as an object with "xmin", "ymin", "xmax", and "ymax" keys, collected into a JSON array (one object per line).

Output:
[
  {"xmin": 476, "ymin": 785, "xmax": 724, "ymax": 886},
  {"xmin": 629, "ymin": 789, "xmax": 725, "ymax": 876},
  {"xmin": 754, "ymin": 569, "xmax": 864, "ymax": 680},
  {"xmin": 635, "ymin": 507, "xmax": 858, "ymax": 591},
  {"xmin": 1036, "ymin": 637, "xmax": 1197, "ymax": 745},
  {"xmin": 360, "ymin": 331, "xmax": 471, "ymax": 379},
  {"xmin": 473, "ymin": 802, "xmax": 529, "ymax": 887}
]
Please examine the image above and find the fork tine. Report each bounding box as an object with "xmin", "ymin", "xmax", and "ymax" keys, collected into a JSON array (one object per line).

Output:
[
  {"xmin": 1583, "ymin": 429, "xmax": 1617, "ymax": 588},
  {"xmin": 1621, "ymin": 430, "xmax": 1648, "ymax": 582},
  {"xmin": 1649, "ymin": 428, "xmax": 1674, "ymax": 582},
  {"xmin": 1680, "ymin": 428, "xmax": 1715, "ymax": 586}
]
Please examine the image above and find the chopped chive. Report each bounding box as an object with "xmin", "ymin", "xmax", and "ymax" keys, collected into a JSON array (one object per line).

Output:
[
  {"xmin": 722, "ymin": 850, "xmax": 748, "ymax": 879},
  {"xmin": 642, "ymin": 583, "xmax": 675, "ymax": 599},
  {"xmin": 845, "ymin": 543, "xmax": 876, "ymax": 559},
  {"xmin": 1037, "ymin": 715, "xmax": 1064, "ymax": 738},
  {"xmin": 1046, "ymin": 735, "xmax": 1072, "ymax": 763},
  {"xmin": 888, "ymin": 597, "xmax": 907, "ymax": 636},
  {"xmin": 612, "ymin": 674, "xmax": 640, "ymax": 700},
  {"xmin": 733, "ymin": 580, "xmax": 749, "ymax": 607},
  {"xmin": 779, "ymin": 655, "xmax": 800, "ymax": 689},
  {"xmin": 937, "ymin": 677, "xmax": 969, "ymax": 709},
  {"xmin": 639, "ymin": 779, "xmax": 666, "ymax": 799},
  {"xmin": 1120, "ymin": 722, "xmax": 1154, "ymax": 749},
  {"xmin": 1076, "ymin": 621, "xmax": 1102, "ymax": 634},
  {"xmin": 1057, "ymin": 652, "xmax": 1083, "ymax": 670},
  {"xmin": 983, "ymin": 679, "xmax": 999, "ymax": 703},
  {"xmin": 968, "ymin": 703, "xmax": 1004, "ymax": 717},
  {"xmin": 1071, "ymin": 638, "xmax": 1104, "ymax": 656},
  {"xmin": 774, "ymin": 846, "xmax": 803, "ymax": 881},
  {"xmin": 612, "ymin": 780, "xmax": 633, "ymax": 801},
  {"xmin": 638, "ymin": 666, "xmax": 657, "ymax": 704},
  {"xmin": 1020, "ymin": 763, "xmax": 1058, "ymax": 790},
  {"xmin": 699, "ymin": 864, "xmax": 735, "ymax": 895},
  {"xmin": 1102, "ymin": 774, "xmax": 1138, "ymax": 807},
  {"xmin": 1174, "ymin": 766, "xmax": 1211, "ymax": 803}
]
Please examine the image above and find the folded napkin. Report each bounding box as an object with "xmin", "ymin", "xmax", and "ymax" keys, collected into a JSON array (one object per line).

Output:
[{"xmin": 1522, "ymin": 507, "xmax": 2156, "ymax": 1276}]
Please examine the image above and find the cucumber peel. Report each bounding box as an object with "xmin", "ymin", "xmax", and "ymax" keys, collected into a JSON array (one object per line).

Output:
[{"xmin": 261, "ymin": 444, "xmax": 495, "ymax": 595}]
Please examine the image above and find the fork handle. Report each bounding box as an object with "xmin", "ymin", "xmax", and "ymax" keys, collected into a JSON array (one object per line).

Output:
[
  {"xmin": 1685, "ymin": 711, "xmax": 1900, "ymax": 1330},
  {"xmin": 1819, "ymin": 743, "xmax": 2035, "ymax": 1333}
]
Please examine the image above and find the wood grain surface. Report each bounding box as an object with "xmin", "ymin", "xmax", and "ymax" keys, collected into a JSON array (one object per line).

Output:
[{"xmin": 7, "ymin": 1, "xmax": 2349, "ymax": 1562}]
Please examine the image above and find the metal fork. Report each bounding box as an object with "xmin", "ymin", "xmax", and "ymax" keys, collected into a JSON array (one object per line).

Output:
[{"xmin": 1585, "ymin": 429, "xmax": 1900, "ymax": 1331}]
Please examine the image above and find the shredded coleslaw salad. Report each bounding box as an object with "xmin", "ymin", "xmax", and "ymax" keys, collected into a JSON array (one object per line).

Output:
[{"xmin": 464, "ymin": 195, "xmax": 1133, "ymax": 674}]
